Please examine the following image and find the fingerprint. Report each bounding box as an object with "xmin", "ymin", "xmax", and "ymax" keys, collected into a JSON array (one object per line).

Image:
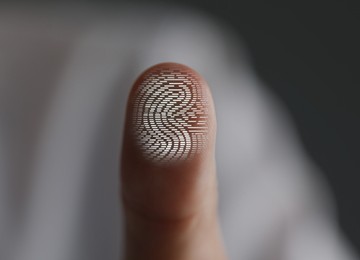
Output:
[{"xmin": 132, "ymin": 65, "xmax": 209, "ymax": 163}]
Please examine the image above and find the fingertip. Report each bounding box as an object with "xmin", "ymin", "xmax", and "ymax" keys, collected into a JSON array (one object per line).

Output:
[
  {"xmin": 123, "ymin": 62, "xmax": 216, "ymax": 166},
  {"xmin": 121, "ymin": 62, "xmax": 217, "ymax": 220}
]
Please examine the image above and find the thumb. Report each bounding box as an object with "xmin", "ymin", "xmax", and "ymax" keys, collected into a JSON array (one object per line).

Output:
[{"xmin": 121, "ymin": 63, "xmax": 226, "ymax": 260}]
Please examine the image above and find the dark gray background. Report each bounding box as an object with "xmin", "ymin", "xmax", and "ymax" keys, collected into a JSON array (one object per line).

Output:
[{"xmin": 11, "ymin": 0, "xmax": 360, "ymax": 254}]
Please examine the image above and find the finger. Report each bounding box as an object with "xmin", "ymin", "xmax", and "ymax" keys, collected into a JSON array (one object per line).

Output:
[{"xmin": 121, "ymin": 63, "xmax": 226, "ymax": 260}]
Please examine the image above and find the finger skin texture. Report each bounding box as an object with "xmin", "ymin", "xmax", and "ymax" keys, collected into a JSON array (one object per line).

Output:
[{"xmin": 121, "ymin": 63, "xmax": 226, "ymax": 260}]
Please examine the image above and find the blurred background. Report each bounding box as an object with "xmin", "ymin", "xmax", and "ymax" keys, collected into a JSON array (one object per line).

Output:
[{"xmin": 2, "ymin": 0, "xmax": 359, "ymax": 257}]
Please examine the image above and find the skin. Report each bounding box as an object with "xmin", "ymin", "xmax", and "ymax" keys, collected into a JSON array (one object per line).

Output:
[{"xmin": 121, "ymin": 63, "xmax": 227, "ymax": 259}]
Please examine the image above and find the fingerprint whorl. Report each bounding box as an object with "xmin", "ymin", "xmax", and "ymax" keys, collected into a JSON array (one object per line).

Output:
[{"xmin": 132, "ymin": 66, "xmax": 209, "ymax": 163}]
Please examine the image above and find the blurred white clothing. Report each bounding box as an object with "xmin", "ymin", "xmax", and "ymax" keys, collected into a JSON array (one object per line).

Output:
[{"xmin": 0, "ymin": 4, "xmax": 356, "ymax": 260}]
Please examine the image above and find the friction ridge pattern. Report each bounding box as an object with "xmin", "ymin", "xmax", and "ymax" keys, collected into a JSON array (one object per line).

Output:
[{"xmin": 132, "ymin": 67, "xmax": 208, "ymax": 163}]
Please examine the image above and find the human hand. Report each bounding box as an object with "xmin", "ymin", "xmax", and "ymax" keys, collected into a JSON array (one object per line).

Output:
[{"xmin": 121, "ymin": 63, "xmax": 227, "ymax": 260}]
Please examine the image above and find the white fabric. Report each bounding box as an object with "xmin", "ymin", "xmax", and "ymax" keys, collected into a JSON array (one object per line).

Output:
[{"xmin": 0, "ymin": 4, "xmax": 356, "ymax": 260}]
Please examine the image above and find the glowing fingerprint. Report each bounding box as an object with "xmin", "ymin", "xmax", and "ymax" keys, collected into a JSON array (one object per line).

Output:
[{"xmin": 132, "ymin": 65, "xmax": 209, "ymax": 163}]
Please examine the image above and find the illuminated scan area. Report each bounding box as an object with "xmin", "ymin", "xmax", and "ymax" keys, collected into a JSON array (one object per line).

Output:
[{"xmin": 132, "ymin": 65, "xmax": 209, "ymax": 163}]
